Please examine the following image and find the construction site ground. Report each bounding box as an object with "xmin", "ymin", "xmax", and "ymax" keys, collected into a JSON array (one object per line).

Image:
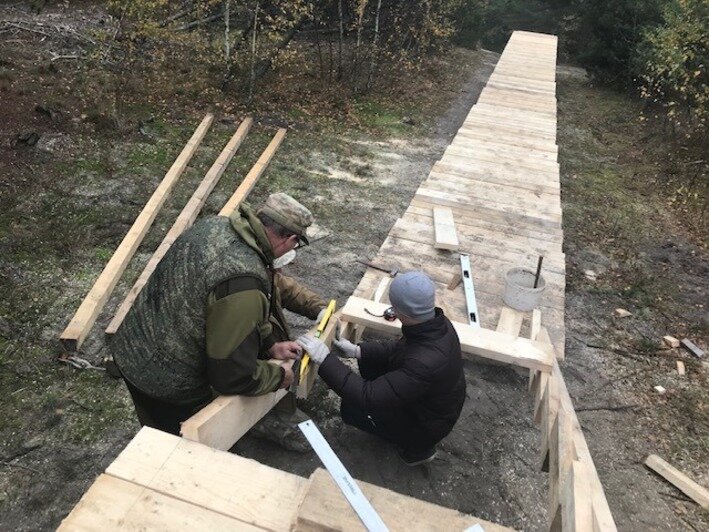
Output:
[{"xmin": 0, "ymin": 4, "xmax": 707, "ymax": 531}]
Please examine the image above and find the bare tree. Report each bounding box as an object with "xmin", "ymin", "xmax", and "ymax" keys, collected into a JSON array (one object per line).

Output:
[{"xmin": 366, "ymin": 0, "xmax": 382, "ymax": 92}]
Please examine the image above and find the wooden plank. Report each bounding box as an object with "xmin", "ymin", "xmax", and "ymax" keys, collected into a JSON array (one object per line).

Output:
[
  {"xmin": 422, "ymin": 176, "xmax": 562, "ymax": 219},
  {"xmin": 644, "ymin": 454, "xmax": 709, "ymax": 509},
  {"xmin": 60, "ymin": 114, "xmax": 214, "ymax": 351},
  {"xmin": 449, "ymin": 137, "xmax": 558, "ymax": 162},
  {"xmin": 680, "ymin": 338, "xmax": 705, "ymax": 358},
  {"xmin": 409, "ymin": 199, "xmax": 564, "ymax": 243},
  {"xmin": 297, "ymin": 468, "xmax": 513, "ymax": 532},
  {"xmin": 105, "ymin": 117, "xmax": 253, "ymax": 336},
  {"xmin": 415, "ymin": 188, "xmax": 561, "ymax": 229},
  {"xmin": 471, "ymin": 102, "xmax": 557, "ymax": 124},
  {"xmin": 219, "ymin": 127, "xmax": 287, "ymax": 216},
  {"xmin": 442, "ymin": 148, "xmax": 560, "ymax": 177},
  {"xmin": 407, "ymin": 202, "xmax": 563, "ymax": 245},
  {"xmin": 394, "ymin": 213, "xmax": 565, "ymax": 265},
  {"xmin": 432, "ymin": 206, "xmax": 459, "ymax": 250},
  {"xmin": 341, "ymin": 296, "xmax": 554, "ymax": 372},
  {"xmin": 58, "ymin": 474, "xmax": 258, "ymax": 531},
  {"xmin": 459, "ymin": 118, "xmax": 557, "ymax": 140},
  {"xmin": 430, "ymin": 164, "xmax": 560, "ymax": 196},
  {"xmin": 453, "ymin": 128, "xmax": 559, "ymax": 154},
  {"xmin": 106, "ymin": 427, "xmax": 306, "ymax": 531}
]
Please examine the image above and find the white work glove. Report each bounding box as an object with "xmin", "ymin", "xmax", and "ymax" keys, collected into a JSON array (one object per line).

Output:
[
  {"xmin": 333, "ymin": 338, "xmax": 361, "ymax": 359},
  {"xmin": 295, "ymin": 335, "xmax": 330, "ymax": 365},
  {"xmin": 315, "ymin": 307, "xmax": 328, "ymax": 323}
]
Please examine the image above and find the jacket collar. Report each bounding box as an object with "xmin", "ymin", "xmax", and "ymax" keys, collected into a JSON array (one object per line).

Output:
[
  {"xmin": 401, "ymin": 308, "xmax": 448, "ymax": 341},
  {"xmin": 229, "ymin": 203, "xmax": 276, "ymax": 266}
]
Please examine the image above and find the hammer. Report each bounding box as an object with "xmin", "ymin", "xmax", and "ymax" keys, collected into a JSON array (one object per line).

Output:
[{"xmin": 356, "ymin": 259, "xmax": 399, "ymax": 277}]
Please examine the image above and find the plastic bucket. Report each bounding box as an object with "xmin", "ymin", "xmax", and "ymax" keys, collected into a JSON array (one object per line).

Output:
[{"xmin": 503, "ymin": 268, "xmax": 546, "ymax": 312}]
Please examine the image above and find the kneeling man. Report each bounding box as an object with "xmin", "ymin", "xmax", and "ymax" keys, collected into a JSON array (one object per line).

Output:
[{"xmin": 297, "ymin": 271, "xmax": 466, "ymax": 466}]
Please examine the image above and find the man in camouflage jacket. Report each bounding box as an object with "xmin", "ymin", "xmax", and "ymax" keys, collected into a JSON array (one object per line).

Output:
[{"xmin": 110, "ymin": 193, "xmax": 326, "ymax": 435}]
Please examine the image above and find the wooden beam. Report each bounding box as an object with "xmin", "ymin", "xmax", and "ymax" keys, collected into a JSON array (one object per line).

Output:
[
  {"xmin": 60, "ymin": 114, "xmax": 214, "ymax": 351},
  {"xmin": 297, "ymin": 468, "xmax": 513, "ymax": 532},
  {"xmin": 432, "ymin": 206, "xmax": 459, "ymax": 250},
  {"xmin": 341, "ymin": 296, "xmax": 554, "ymax": 372},
  {"xmin": 105, "ymin": 117, "xmax": 253, "ymax": 336},
  {"xmin": 219, "ymin": 128, "xmax": 287, "ymax": 216},
  {"xmin": 180, "ymin": 387, "xmax": 287, "ymax": 451},
  {"xmin": 645, "ymin": 454, "xmax": 709, "ymax": 509}
]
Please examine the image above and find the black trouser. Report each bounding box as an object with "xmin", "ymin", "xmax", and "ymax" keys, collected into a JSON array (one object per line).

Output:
[
  {"xmin": 123, "ymin": 379, "xmax": 209, "ymax": 436},
  {"xmin": 340, "ymin": 360, "xmax": 439, "ymax": 454}
]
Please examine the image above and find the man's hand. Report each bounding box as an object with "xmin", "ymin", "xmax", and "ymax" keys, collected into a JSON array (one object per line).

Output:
[
  {"xmin": 333, "ymin": 338, "xmax": 361, "ymax": 359},
  {"xmin": 279, "ymin": 364, "xmax": 295, "ymax": 389},
  {"xmin": 295, "ymin": 335, "xmax": 330, "ymax": 365},
  {"xmin": 316, "ymin": 307, "xmax": 328, "ymax": 323},
  {"xmin": 269, "ymin": 341, "xmax": 303, "ymax": 360}
]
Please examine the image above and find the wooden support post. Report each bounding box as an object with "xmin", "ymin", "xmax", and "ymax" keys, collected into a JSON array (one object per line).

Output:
[
  {"xmin": 560, "ymin": 461, "xmax": 594, "ymax": 532},
  {"xmin": 106, "ymin": 118, "xmax": 253, "ymax": 336},
  {"xmin": 60, "ymin": 114, "xmax": 214, "ymax": 350},
  {"xmin": 218, "ymin": 128, "xmax": 287, "ymax": 217},
  {"xmin": 496, "ymin": 306, "xmax": 524, "ymax": 337}
]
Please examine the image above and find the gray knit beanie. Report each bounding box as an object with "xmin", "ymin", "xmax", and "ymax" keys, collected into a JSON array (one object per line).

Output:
[{"xmin": 389, "ymin": 271, "xmax": 436, "ymax": 322}]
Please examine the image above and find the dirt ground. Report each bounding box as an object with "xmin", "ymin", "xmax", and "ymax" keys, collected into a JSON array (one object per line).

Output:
[{"xmin": 1, "ymin": 3, "xmax": 707, "ymax": 531}]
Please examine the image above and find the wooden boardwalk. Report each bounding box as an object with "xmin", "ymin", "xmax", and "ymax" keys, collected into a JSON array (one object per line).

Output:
[
  {"xmin": 60, "ymin": 31, "xmax": 618, "ymax": 531},
  {"xmin": 354, "ymin": 31, "xmax": 566, "ymax": 358}
]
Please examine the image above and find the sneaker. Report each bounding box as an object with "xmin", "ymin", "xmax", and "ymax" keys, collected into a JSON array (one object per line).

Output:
[
  {"xmin": 249, "ymin": 409, "xmax": 312, "ymax": 453},
  {"xmin": 396, "ymin": 446, "xmax": 437, "ymax": 466}
]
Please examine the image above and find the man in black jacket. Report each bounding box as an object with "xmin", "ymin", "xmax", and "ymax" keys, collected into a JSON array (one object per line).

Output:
[{"xmin": 297, "ymin": 271, "xmax": 466, "ymax": 466}]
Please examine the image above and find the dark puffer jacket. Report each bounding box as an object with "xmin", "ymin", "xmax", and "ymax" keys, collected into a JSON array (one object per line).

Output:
[{"xmin": 318, "ymin": 308, "xmax": 466, "ymax": 441}]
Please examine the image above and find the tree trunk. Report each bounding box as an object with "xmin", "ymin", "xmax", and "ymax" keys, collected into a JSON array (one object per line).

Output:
[
  {"xmin": 351, "ymin": 0, "xmax": 368, "ymax": 94},
  {"xmin": 248, "ymin": 2, "xmax": 259, "ymax": 103},
  {"xmin": 252, "ymin": 17, "xmax": 306, "ymax": 83},
  {"xmin": 337, "ymin": 0, "xmax": 344, "ymax": 81},
  {"xmin": 366, "ymin": 0, "xmax": 382, "ymax": 92},
  {"xmin": 222, "ymin": 0, "xmax": 231, "ymax": 91}
]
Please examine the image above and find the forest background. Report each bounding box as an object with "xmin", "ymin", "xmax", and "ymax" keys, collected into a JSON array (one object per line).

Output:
[{"xmin": 66, "ymin": 0, "xmax": 708, "ymax": 231}]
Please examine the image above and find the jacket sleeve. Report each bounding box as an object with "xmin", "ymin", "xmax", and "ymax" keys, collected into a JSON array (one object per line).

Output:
[
  {"xmin": 317, "ymin": 353, "xmax": 434, "ymax": 413},
  {"xmin": 360, "ymin": 339, "xmax": 398, "ymax": 361},
  {"xmin": 205, "ymin": 285, "xmax": 282, "ymax": 396},
  {"xmin": 275, "ymin": 273, "xmax": 327, "ymax": 319}
]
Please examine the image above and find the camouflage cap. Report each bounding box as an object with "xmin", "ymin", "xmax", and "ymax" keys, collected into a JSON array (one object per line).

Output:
[{"xmin": 258, "ymin": 193, "xmax": 313, "ymax": 244}]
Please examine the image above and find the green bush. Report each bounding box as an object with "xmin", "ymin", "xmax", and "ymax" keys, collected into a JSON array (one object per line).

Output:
[{"xmin": 636, "ymin": 0, "xmax": 708, "ymax": 135}]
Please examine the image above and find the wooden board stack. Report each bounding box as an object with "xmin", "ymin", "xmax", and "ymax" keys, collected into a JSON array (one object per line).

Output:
[{"xmin": 59, "ymin": 428, "xmax": 511, "ymax": 531}]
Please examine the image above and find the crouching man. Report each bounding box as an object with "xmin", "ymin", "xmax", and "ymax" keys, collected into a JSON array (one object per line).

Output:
[{"xmin": 297, "ymin": 271, "xmax": 466, "ymax": 466}]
